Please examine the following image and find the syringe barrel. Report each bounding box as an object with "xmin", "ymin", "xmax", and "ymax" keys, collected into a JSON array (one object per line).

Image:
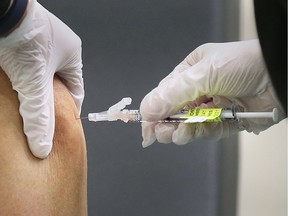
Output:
[{"xmin": 86, "ymin": 107, "xmax": 278, "ymax": 123}]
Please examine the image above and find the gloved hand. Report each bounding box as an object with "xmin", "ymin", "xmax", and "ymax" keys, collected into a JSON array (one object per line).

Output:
[
  {"xmin": 0, "ymin": 0, "xmax": 84, "ymax": 158},
  {"xmin": 140, "ymin": 40, "xmax": 286, "ymax": 147}
]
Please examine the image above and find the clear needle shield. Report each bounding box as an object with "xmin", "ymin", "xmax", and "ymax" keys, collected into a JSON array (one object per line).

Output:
[{"xmin": 87, "ymin": 97, "xmax": 142, "ymax": 123}]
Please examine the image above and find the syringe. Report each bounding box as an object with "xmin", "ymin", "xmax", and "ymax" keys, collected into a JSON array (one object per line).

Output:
[{"xmin": 79, "ymin": 97, "xmax": 279, "ymax": 123}]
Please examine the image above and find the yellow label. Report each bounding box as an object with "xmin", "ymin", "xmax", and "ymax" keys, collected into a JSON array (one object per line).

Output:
[{"xmin": 182, "ymin": 108, "xmax": 223, "ymax": 123}]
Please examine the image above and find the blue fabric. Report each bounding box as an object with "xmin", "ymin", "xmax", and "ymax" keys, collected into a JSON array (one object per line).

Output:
[{"xmin": 0, "ymin": 0, "xmax": 29, "ymax": 36}]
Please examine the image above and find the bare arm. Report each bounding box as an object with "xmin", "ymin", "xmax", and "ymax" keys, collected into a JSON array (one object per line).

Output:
[{"xmin": 0, "ymin": 68, "xmax": 87, "ymax": 216}]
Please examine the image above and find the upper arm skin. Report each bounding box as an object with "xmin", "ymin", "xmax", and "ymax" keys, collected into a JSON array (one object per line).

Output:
[{"xmin": 0, "ymin": 68, "xmax": 87, "ymax": 216}]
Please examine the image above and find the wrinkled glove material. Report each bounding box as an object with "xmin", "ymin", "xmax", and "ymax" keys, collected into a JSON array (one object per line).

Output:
[
  {"xmin": 140, "ymin": 40, "xmax": 285, "ymax": 147},
  {"xmin": 0, "ymin": 0, "xmax": 84, "ymax": 158}
]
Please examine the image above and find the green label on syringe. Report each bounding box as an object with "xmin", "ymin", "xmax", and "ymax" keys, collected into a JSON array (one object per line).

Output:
[{"xmin": 182, "ymin": 108, "xmax": 223, "ymax": 123}]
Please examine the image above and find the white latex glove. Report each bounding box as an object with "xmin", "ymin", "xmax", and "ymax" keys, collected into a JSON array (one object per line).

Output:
[
  {"xmin": 140, "ymin": 40, "xmax": 286, "ymax": 147},
  {"xmin": 0, "ymin": 0, "xmax": 84, "ymax": 158}
]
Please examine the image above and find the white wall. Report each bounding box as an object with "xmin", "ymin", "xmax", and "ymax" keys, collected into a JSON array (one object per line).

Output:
[{"xmin": 237, "ymin": 0, "xmax": 287, "ymax": 216}]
